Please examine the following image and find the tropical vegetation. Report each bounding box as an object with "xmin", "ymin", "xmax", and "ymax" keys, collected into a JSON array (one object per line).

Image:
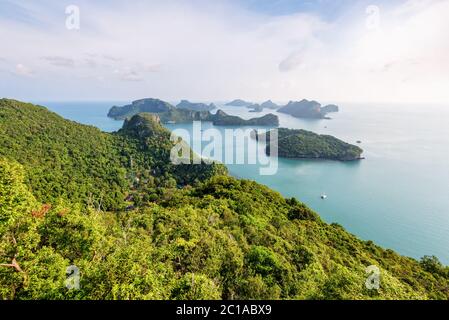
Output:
[{"xmin": 0, "ymin": 99, "xmax": 448, "ymax": 300}]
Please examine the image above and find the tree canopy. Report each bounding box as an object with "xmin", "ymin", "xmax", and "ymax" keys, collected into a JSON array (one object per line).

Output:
[{"xmin": 0, "ymin": 99, "xmax": 448, "ymax": 300}]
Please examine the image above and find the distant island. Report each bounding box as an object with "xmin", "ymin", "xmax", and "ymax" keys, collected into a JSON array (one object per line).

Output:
[
  {"xmin": 225, "ymin": 99, "xmax": 253, "ymax": 107},
  {"xmin": 321, "ymin": 104, "xmax": 339, "ymax": 113},
  {"xmin": 277, "ymin": 99, "xmax": 339, "ymax": 119},
  {"xmin": 226, "ymin": 99, "xmax": 279, "ymax": 110},
  {"xmin": 254, "ymin": 128, "xmax": 363, "ymax": 161},
  {"xmin": 260, "ymin": 100, "xmax": 279, "ymax": 109},
  {"xmin": 212, "ymin": 109, "xmax": 279, "ymax": 126},
  {"xmin": 247, "ymin": 104, "xmax": 263, "ymax": 113},
  {"xmin": 108, "ymin": 98, "xmax": 173, "ymax": 119},
  {"xmin": 247, "ymin": 101, "xmax": 279, "ymax": 112},
  {"xmin": 108, "ymin": 98, "xmax": 279, "ymax": 126},
  {"xmin": 176, "ymin": 100, "xmax": 216, "ymax": 112}
]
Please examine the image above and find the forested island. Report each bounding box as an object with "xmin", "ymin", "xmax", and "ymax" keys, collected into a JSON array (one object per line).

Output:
[
  {"xmin": 277, "ymin": 99, "xmax": 340, "ymax": 119},
  {"xmin": 1, "ymin": 98, "xmax": 448, "ymax": 300},
  {"xmin": 254, "ymin": 128, "xmax": 364, "ymax": 161},
  {"xmin": 108, "ymin": 98, "xmax": 279, "ymax": 126},
  {"xmin": 225, "ymin": 99, "xmax": 253, "ymax": 107},
  {"xmin": 212, "ymin": 109, "xmax": 279, "ymax": 126},
  {"xmin": 176, "ymin": 100, "xmax": 216, "ymax": 112},
  {"xmin": 108, "ymin": 98, "xmax": 173, "ymax": 119}
]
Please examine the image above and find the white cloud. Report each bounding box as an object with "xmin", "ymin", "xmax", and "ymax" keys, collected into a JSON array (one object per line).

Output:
[
  {"xmin": 337, "ymin": 0, "xmax": 449, "ymax": 103},
  {"xmin": 0, "ymin": 0, "xmax": 448, "ymax": 103},
  {"xmin": 14, "ymin": 63, "xmax": 34, "ymax": 77}
]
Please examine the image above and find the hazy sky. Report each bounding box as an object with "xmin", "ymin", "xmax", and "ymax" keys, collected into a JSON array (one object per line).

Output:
[{"xmin": 0, "ymin": 0, "xmax": 448, "ymax": 104}]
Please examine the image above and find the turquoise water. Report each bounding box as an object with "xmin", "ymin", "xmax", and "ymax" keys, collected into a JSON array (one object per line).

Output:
[{"xmin": 39, "ymin": 101, "xmax": 449, "ymax": 264}]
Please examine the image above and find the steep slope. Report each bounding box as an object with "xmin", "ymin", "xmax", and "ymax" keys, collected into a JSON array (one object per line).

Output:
[{"xmin": 1, "ymin": 160, "xmax": 448, "ymax": 300}]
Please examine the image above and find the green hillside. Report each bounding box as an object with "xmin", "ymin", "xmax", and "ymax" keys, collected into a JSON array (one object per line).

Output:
[
  {"xmin": 0, "ymin": 99, "xmax": 225, "ymax": 210},
  {"xmin": 0, "ymin": 99, "xmax": 448, "ymax": 300}
]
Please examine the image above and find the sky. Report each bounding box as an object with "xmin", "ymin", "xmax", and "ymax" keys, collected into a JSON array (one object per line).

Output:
[{"xmin": 0, "ymin": 0, "xmax": 448, "ymax": 104}]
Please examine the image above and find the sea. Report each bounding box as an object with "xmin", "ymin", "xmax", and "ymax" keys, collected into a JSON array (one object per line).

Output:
[{"xmin": 36, "ymin": 100, "xmax": 449, "ymax": 264}]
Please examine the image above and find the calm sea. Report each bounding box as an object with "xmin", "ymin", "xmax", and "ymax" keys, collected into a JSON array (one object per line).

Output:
[{"xmin": 38, "ymin": 100, "xmax": 449, "ymax": 264}]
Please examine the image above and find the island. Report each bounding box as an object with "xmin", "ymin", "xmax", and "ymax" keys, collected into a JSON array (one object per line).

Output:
[
  {"xmin": 108, "ymin": 98, "xmax": 173, "ymax": 119},
  {"xmin": 107, "ymin": 98, "xmax": 279, "ymax": 126},
  {"xmin": 247, "ymin": 104, "xmax": 263, "ymax": 113},
  {"xmin": 246, "ymin": 100, "xmax": 279, "ymax": 112},
  {"xmin": 277, "ymin": 99, "xmax": 339, "ymax": 119},
  {"xmin": 176, "ymin": 100, "xmax": 216, "ymax": 112},
  {"xmin": 321, "ymin": 104, "xmax": 339, "ymax": 113},
  {"xmin": 260, "ymin": 100, "xmax": 279, "ymax": 109},
  {"xmin": 212, "ymin": 109, "xmax": 279, "ymax": 126},
  {"xmin": 254, "ymin": 128, "xmax": 363, "ymax": 161},
  {"xmin": 225, "ymin": 99, "xmax": 253, "ymax": 107}
]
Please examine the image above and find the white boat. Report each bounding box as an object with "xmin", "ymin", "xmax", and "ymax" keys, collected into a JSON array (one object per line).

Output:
[{"xmin": 321, "ymin": 194, "xmax": 327, "ymax": 199}]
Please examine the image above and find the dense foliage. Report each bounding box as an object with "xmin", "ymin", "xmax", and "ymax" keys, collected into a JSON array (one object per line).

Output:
[
  {"xmin": 1, "ymin": 99, "xmax": 448, "ymax": 300},
  {"xmin": 260, "ymin": 128, "xmax": 363, "ymax": 161},
  {"xmin": 0, "ymin": 99, "xmax": 225, "ymax": 210}
]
